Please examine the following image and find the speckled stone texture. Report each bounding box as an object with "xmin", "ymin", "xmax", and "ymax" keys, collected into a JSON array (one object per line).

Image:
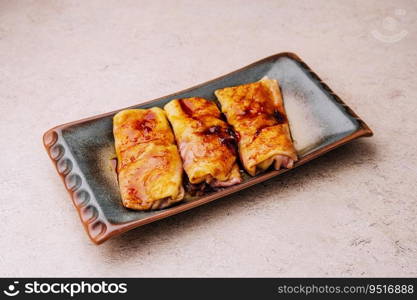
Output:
[{"xmin": 0, "ymin": 0, "xmax": 416, "ymax": 277}]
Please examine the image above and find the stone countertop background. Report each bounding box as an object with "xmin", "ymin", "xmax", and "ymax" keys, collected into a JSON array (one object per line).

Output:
[{"xmin": 0, "ymin": 0, "xmax": 416, "ymax": 277}]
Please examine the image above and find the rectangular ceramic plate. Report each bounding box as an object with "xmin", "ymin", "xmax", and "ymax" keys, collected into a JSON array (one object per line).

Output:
[{"xmin": 43, "ymin": 53, "xmax": 373, "ymax": 244}]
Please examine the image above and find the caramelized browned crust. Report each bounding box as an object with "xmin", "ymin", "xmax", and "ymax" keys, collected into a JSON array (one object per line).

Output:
[
  {"xmin": 164, "ymin": 98, "xmax": 242, "ymax": 186},
  {"xmin": 215, "ymin": 78, "xmax": 297, "ymax": 176},
  {"xmin": 113, "ymin": 108, "xmax": 184, "ymax": 210}
]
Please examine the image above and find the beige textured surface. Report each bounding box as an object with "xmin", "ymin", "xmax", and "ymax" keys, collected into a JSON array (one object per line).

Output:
[{"xmin": 1, "ymin": 0, "xmax": 416, "ymax": 277}]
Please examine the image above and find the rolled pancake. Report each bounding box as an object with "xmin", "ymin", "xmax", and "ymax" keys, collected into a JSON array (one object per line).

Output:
[
  {"xmin": 164, "ymin": 97, "xmax": 242, "ymax": 187},
  {"xmin": 215, "ymin": 78, "xmax": 297, "ymax": 176},
  {"xmin": 113, "ymin": 108, "xmax": 184, "ymax": 210}
]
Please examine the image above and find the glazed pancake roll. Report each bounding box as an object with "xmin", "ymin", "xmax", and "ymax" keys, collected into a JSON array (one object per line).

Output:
[
  {"xmin": 164, "ymin": 97, "xmax": 242, "ymax": 187},
  {"xmin": 215, "ymin": 78, "xmax": 297, "ymax": 176},
  {"xmin": 113, "ymin": 108, "xmax": 184, "ymax": 210}
]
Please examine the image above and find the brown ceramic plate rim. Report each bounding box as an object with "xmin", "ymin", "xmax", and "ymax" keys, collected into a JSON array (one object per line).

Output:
[{"xmin": 43, "ymin": 52, "xmax": 373, "ymax": 244}]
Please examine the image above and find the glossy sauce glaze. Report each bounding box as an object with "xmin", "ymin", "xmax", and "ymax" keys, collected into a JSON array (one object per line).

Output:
[{"xmin": 200, "ymin": 125, "xmax": 239, "ymax": 156}]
